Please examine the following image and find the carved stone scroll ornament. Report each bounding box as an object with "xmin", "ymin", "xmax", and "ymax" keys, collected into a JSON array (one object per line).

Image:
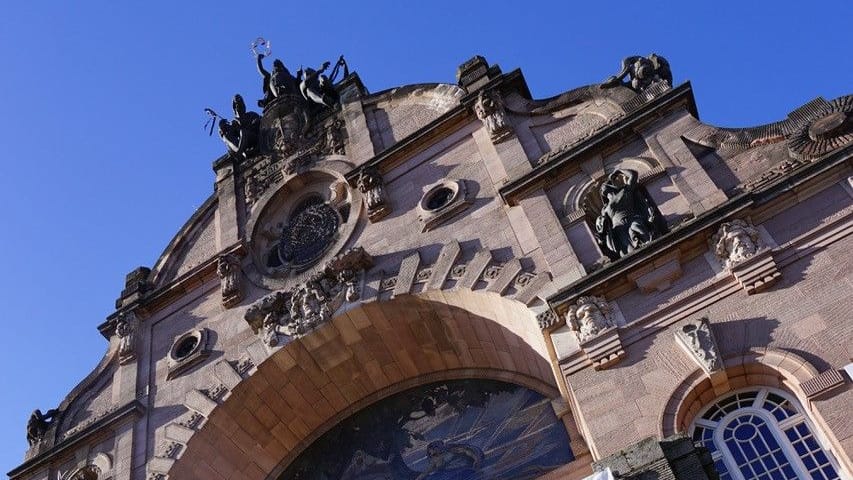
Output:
[
  {"xmin": 594, "ymin": 169, "xmax": 668, "ymax": 261},
  {"xmin": 674, "ymin": 317, "xmax": 722, "ymax": 373},
  {"xmin": 567, "ymin": 296, "xmax": 615, "ymax": 343},
  {"xmin": 26, "ymin": 408, "xmax": 57, "ymax": 446},
  {"xmin": 245, "ymin": 247, "xmax": 373, "ymax": 346},
  {"xmin": 473, "ymin": 89, "xmax": 513, "ymax": 143},
  {"xmin": 357, "ymin": 167, "xmax": 390, "ymax": 222},
  {"xmin": 217, "ymin": 254, "xmax": 244, "ymax": 308},
  {"xmin": 601, "ymin": 53, "xmax": 672, "ymax": 93},
  {"xmin": 711, "ymin": 219, "xmax": 761, "ymax": 269},
  {"xmin": 115, "ymin": 311, "xmax": 138, "ymax": 364}
]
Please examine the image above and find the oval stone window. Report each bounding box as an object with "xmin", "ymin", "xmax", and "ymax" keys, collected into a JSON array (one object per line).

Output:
[
  {"xmin": 170, "ymin": 331, "xmax": 202, "ymax": 362},
  {"xmin": 425, "ymin": 186, "xmax": 456, "ymax": 211},
  {"xmin": 279, "ymin": 379, "xmax": 574, "ymax": 479}
]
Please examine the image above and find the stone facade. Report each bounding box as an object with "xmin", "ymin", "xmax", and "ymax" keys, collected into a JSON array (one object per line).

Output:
[{"xmin": 8, "ymin": 52, "xmax": 853, "ymax": 480}]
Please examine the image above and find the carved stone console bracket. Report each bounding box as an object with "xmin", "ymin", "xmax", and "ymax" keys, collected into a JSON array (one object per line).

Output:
[
  {"xmin": 581, "ymin": 328, "xmax": 626, "ymax": 370},
  {"xmin": 559, "ymin": 328, "xmax": 626, "ymax": 376},
  {"xmin": 473, "ymin": 89, "xmax": 514, "ymax": 143},
  {"xmin": 115, "ymin": 310, "xmax": 139, "ymax": 365},
  {"xmin": 553, "ymin": 296, "xmax": 626, "ymax": 375},
  {"xmin": 729, "ymin": 249, "xmax": 781, "ymax": 295}
]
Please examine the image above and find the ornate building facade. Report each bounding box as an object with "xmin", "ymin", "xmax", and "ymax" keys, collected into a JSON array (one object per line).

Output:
[{"xmin": 9, "ymin": 51, "xmax": 853, "ymax": 480}]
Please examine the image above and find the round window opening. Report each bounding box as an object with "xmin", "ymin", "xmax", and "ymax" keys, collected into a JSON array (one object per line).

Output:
[
  {"xmin": 425, "ymin": 186, "xmax": 456, "ymax": 211},
  {"xmin": 174, "ymin": 335, "xmax": 199, "ymax": 360},
  {"xmin": 266, "ymin": 195, "xmax": 340, "ymax": 271}
]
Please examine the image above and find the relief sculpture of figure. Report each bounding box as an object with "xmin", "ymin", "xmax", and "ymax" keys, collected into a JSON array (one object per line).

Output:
[
  {"xmin": 711, "ymin": 219, "xmax": 761, "ymax": 268},
  {"xmin": 27, "ymin": 408, "xmax": 58, "ymax": 446},
  {"xmin": 601, "ymin": 53, "xmax": 672, "ymax": 92},
  {"xmin": 415, "ymin": 440, "xmax": 483, "ymax": 480},
  {"xmin": 594, "ymin": 169, "xmax": 667, "ymax": 260}
]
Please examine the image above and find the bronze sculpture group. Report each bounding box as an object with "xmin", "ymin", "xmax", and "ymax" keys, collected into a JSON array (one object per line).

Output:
[{"xmin": 207, "ymin": 39, "xmax": 350, "ymax": 159}]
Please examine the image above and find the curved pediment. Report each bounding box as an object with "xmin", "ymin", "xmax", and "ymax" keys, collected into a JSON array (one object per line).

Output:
[
  {"xmin": 150, "ymin": 195, "xmax": 218, "ymax": 288},
  {"xmin": 362, "ymin": 83, "xmax": 465, "ymax": 152}
]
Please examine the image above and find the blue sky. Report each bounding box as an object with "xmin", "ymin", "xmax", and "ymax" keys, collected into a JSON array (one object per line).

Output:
[{"xmin": 0, "ymin": 0, "xmax": 850, "ymax": 473}]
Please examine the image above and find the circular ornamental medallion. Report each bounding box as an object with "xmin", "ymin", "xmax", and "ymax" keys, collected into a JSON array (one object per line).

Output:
[{"xmin": 276, "ymin": 198, "xmax": 339, "ymax": 269}]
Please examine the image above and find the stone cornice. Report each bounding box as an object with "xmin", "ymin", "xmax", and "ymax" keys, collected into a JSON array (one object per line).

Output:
[
  {"xmin": 499, "ymin": 82, "xmax": 698, "ymax": 206},
  {"xmin": 344, "ymin": 69, "xmax": 528, "ymax": 184},
  {"xmin": 7, "ymin": 400, "xmax": 145, "ymax": 479},
  {"xmin": 98, "ymin": 242, "xmax": 245, "ymax": 336},
  {"xmin": 546, "ymin": 144, "xmax": 853, "ymax": 312}
]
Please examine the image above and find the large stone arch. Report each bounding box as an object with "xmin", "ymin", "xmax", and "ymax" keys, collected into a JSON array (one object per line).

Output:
[{"xmin": 164, "ymin": 290, "xmax": 587, "ymax": 480}]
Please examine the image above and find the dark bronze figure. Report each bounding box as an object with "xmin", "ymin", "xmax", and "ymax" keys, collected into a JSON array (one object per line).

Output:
[
  {"xmin": 594, "ymin": 169, "xmax": 667, "ymax": 260},
  {"xmin": 298, "ymin": 62, "xmax": 339, "ymax": 108},
  {"xmin": 27, "ymin": 408, "xmax": 57, "ymax": 446},
  {"xmin": 223, "ymin": 94, "xmax": 261, "ymax": 158},
  {"xmin": 255, "ymin": 53, "xmax": 275, "ymax": 108}
]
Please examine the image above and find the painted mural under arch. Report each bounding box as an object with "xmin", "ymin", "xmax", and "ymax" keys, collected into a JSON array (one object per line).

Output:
[{"xmin": 279, "ymin": 379, "xmax": 574, "ymax": 479}]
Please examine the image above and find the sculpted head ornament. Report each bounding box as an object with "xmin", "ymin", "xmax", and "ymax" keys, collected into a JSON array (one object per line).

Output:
[
  {"xmin": 567, "ymin": 295, "xmax": 614, "ymax": 342},
  {"xmin": 712, "ymin": 219, "xmax": 760, "ymax": 268}
]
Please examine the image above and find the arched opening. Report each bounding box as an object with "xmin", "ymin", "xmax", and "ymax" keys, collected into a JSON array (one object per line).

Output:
[
  {"xmin": 689, "ymin": 387, "xmax": 842, "ymax": 480},
  {"xmin": 280, "ymin": 378, "xmax": 574, "ymax": 479},
  {"xmin": 167, "ymin": 291, "xmax": 591, "ymax": 480}
]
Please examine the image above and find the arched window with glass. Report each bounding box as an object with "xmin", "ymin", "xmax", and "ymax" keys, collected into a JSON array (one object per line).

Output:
[{"xmin": 690, "ymin": 388, "xmax": 843, "ymax": 480}]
